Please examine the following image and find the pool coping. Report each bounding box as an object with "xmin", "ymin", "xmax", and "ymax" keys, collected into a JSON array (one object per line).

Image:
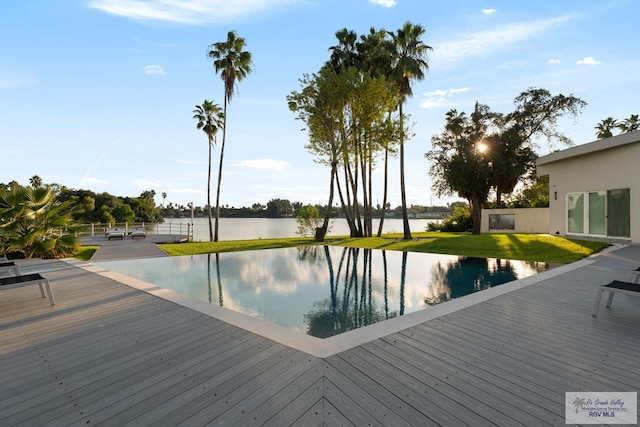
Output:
[{"xmin": 75, "ymin": 258, "xmax": 595, "ymax": 358}]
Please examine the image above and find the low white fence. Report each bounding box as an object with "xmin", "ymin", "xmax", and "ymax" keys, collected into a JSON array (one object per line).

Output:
[{"xmin": 77, "ymin": 222, "xmax": 194, "ymax": 240}]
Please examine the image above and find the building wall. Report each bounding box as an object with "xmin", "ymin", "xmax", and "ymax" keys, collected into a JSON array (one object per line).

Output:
[
  {"xmin": 537, "ymin": 142, "xmax": 639, "ymax": 243},
  {"xmin": 480, "ymin": 208, "xmax": 549, "ymax": 234}
]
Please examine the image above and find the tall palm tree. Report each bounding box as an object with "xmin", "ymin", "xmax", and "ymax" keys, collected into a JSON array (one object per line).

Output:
[
  {"xmin": 595, "ymin": 117, "xmax": 618, "ymax": 139},
  {"xmin": 193, "ymin": 100, "xmax": 224, "ymax": 242},
  {"xmin": 208, "ymin": 31, "xmax": 252, "ymax": 242},
  {"xmin": 388, "ymin": 22, "xmax": 432, "ymax": 239},
  {"xmin": 618, "ymin": 114, "xmax": 639, "ymax": 133},
  {"xmin": 161, "ymin": 192, "xmax": 167, "ymax": 207}
]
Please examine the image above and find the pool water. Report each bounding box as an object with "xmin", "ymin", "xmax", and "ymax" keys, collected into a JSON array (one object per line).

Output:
[{"xmin": 96, "ymin": 246, "xmax": 549, "ymax": 338}]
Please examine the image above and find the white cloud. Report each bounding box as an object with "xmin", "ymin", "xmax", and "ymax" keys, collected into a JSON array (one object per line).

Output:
[
  {"xmin": 482, "ymin": 8, "xmax": 497, "ymax": 15},
  {"xmin": 0, "ymin": 71, "xmax": 35, "ymax": 89},
  {"xmin": 143, "ymin": 65, "xmax": 165, "ymax": 75},
  {"xmin": 89, "ymin": 0, "xmax": 298, "ymax": 24},
  {"xmin": 548, "ymin": 58, "xmax": 561, "ymax": 64},
  {"xmin": 369, "ymin": 0, "xmax": 396, "ymax": 6},
  {"xmin": 234, "ymin": 158, "xmax": 292, "ymax": 171},
  {"xmin": 81, "ymin": 176, "xmax": 111, "ymax": 185},
  {"xmin": 420, "ymin": 87, "xmax": 469, "ymax": 109},
  {"xmin": 134, "ymin": 178, "xmax": 161, "ymax": 187},
  {"xmin": 576, "ymin": 56, "xmax": 600, "ymax": 65},
  {"xmin": 432, "ymin": 15, "xmax": 571, "ymax": 67}
]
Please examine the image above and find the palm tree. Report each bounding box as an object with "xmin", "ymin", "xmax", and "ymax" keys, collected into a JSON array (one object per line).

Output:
[
  {"xmin": 595, "ymin": 117, "xmax": 618, "ymax": 139},
  {"xmin": 29, "ymin": 175, "xmax": 43, "ymax": 189},
  {"xmin": 161, "ymin": 192, "xmax": 167, "ymax": 206},
  {"xmin": 618, "ymin": 114, "xmax": 639, "ymax": 133},
  {"xmin": 193, "ymin": 100, "xmax": 224, "ymax": 242},
  {"xmin": 0, "ymin": 184, "xmax": 80, "ymax": 258},
  {"xmin": 388, "ymin": 22, "xmax": 432, "ymax": 239},
  {"xmin": 208, "ymin": 31, "xmax": 252, "ymax": 242}
]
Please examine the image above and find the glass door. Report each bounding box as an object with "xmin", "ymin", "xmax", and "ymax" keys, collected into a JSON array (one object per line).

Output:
[
  {"xmin": 588, "ymin": 191, "xmax": 606, "ymax": 235},
  {"xmin": 607, "ymin": 188, "xmax": 630, "ymax": 238}
]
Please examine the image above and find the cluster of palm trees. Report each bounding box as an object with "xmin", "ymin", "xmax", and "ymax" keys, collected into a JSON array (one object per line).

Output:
[
  {"xmin": 193, "ymin": 31, "xmax": 252, "ymax": 242},
  {"xmin": 0, "ymin": 181, "xmax": 80, "ymax": 258},
  {"xmin": 289, "ymin": 22, "xmax": 431, "ymax": 240},
  {"xmin": 595, "ymin": 114, "xmax": 639, "ymax": 139}
]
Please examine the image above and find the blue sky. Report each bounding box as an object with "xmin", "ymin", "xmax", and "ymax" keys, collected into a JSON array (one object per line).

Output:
[{"xmin": 1, "ymin": 0, "xmax": 638, "ymax": 209}]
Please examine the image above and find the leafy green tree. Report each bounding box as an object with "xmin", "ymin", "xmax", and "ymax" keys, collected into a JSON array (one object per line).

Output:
[
  {"xmin": 111, "ymin": 203, "xmax": 136, "ymax": 223},
  {"xmin": 492, "ymin": 88, "xmax": 585, "ymax": 206},
  {"xmin": 193, "ymin": 100, "xmax": 224, "ymax": 242},
  {"xmin": 295, "ymin": 205, "xmax": 328, "ymax": 237},
  {"xmin": 0, "ymin": 183, "xmax": 80, "ymax": 258},
  {"xmin": 595, "ymin": 116, "xmax": 618, "ymax": 139},
  {"xmin": 266, "ymin": 198, "xmax": 293, "ymax": 218},
  {"xmin": 506, "ymin": 174, "xmax": 549, "ymax": 208},
  {"xmin": 208, "ymin": 31, "xmax": 252, "ymax": 241},
  {"xmin": 388, "ymin": 22, "xmax": 432, "ymax": 239},
  {"xmin": 427, "ymin": 103, "xmax": 494, "ymax": 234}
]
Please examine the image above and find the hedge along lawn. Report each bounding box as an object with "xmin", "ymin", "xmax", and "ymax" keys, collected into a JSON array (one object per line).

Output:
[{"xmin": 157, "ymin": 232, "xmax": 610, "ymax": 264}]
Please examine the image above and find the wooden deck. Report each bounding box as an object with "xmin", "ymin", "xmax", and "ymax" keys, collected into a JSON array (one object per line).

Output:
[{"xmin": 1, "ymin": 245, "xmax": 639, "ymax": 426}]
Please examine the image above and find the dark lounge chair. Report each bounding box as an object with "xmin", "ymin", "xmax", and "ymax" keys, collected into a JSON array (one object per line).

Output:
[
  {"xmin": 0, "ymin": 273, "xmax": 55, "ymax": 305},
  {"xmin": 592, "ymin": 280, "xmax": 640, "ymax": 317},
  {"xmin": 0, "ymin": 261, "xmax": 21, "ymax": 276}
]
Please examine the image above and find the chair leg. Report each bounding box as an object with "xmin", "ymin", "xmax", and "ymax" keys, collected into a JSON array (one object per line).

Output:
[
  {"xmin": 43, "ymin": 279, "xmax": 55, "ymax": 305},
  {"xmin": 592, "ymin": 288, "xmax": 605, "ymax": 317},
  {"xmin": 38, "ymin": 283, "xmax": 46, "ymax": 298},
  {"xmin": 606, "ymin": 291, "xmax": 615, "ymax": 308}
]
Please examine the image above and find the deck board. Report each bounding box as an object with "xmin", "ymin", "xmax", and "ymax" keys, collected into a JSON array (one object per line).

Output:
[{"xmin": 1, "ymin": 244, "xmax": 640, "ymax": 425}]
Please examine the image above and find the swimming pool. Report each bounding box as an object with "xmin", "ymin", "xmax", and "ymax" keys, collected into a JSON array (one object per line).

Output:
[{"xmin": 95, "ymin": 246, "xmax": 549, "ymax": 339}]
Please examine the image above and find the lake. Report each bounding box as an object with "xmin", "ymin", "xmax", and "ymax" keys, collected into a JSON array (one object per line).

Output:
[{"xmin": 161, "ymin": 217, "xmax": 438, "ymax": 241}]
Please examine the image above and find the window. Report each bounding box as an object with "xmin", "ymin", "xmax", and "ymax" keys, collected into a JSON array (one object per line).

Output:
[{"xmin": 489, "ymin": 214, "xmax": 515, "ymax": 230}]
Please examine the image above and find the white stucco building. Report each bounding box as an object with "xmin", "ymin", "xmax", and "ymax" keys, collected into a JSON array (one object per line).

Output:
[{"xmin": 536, "ymin": 130, "xmax": 639, "ymax": 243}]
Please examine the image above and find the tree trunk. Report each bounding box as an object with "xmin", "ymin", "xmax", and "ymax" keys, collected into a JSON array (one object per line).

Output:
[
  {"xmin": 399, "ymin": 102, "xmax": 412, "ymax": 239},
  {"xmin": 471, "ymin": 197, "xmax": 482, "ymax": 235},
  {"xmin": 207, "ymin": 135, "xmax": 213, "ymax": 242},
  {"xmin": 376, "ymin": 141, "xmax": 389, "ymax": 237},
  {"xmin": 214, "ymin": 97, "xmax": 228, "ymax": 242},
  {"xmin": 316, "ymin": 161, "xmax": 337, "ymax": 242}
]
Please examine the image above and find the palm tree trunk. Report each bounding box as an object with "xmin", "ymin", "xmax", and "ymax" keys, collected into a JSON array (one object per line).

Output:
[
  {"xmin": 399, "ymin": 102, "xmax": 412, "ymax": 239},
  {"xmin": 214, "ymin": 97, "xmax": 228, "ymax": 242},
  {"xmin": 376, "ymin": 140, "xmax": 389, "ymax": 237},
  {"xmin": 207, "ymin": 135, "xmax": 213, "ymax": 242}
]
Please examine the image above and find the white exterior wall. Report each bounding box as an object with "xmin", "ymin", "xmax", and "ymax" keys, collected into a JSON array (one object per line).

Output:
[
  {"xmin": 537, "ymin": 141, "xmax": 639, "ymax": 243},
  {"xmin": 480, "ymin": 208, "xmax": 549, "ymax": 234}
]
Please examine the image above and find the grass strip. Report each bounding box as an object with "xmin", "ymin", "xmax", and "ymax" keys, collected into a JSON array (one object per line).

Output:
[{"xmin": 157, "ymin": 232, "xmax": 609, "ymax": 264}]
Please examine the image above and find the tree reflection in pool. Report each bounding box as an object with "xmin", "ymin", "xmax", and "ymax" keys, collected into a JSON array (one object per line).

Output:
[{"xmin": 96, "ymin": 246, "xmax": 549, "ymax": 339}]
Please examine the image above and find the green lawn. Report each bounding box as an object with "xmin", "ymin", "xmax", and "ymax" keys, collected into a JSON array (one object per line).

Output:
[{"xmin": 156, "ymin": 232, "xmax": 609, "ymax": 264}]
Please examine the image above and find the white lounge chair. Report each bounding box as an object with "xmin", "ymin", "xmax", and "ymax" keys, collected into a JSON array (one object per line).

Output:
[
  {"xmin": 130, "ymin": 228, "xmax": 147, "ymax": 239},
  {"xmin": 106, "ymin": 228, "xmax": 125, "ymax": 240}
]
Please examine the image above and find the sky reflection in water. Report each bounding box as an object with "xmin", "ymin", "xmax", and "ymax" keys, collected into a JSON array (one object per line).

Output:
[{"xmin": 96, "ymin": 246, "xmax": 549, "ymax": 338}]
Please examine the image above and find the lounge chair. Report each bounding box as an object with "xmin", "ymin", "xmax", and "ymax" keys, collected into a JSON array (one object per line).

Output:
[
  {"xmin": 0, "ymin": 261, "xmax": 21, "ymax": 276},
  {"xmin": 592, "ymin": 274, "xmax": 640, "ymax": 317},
  {"xmin": 130, "ymin": 228, "xmax": 147, "ymax": 239},
  {"xmin": 0, "ymin": 273, "xmax": 55, "ymax": 305},
  {"xmin": 106, "ymin": 228, "xmax": 125, "ymax": 240}
]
